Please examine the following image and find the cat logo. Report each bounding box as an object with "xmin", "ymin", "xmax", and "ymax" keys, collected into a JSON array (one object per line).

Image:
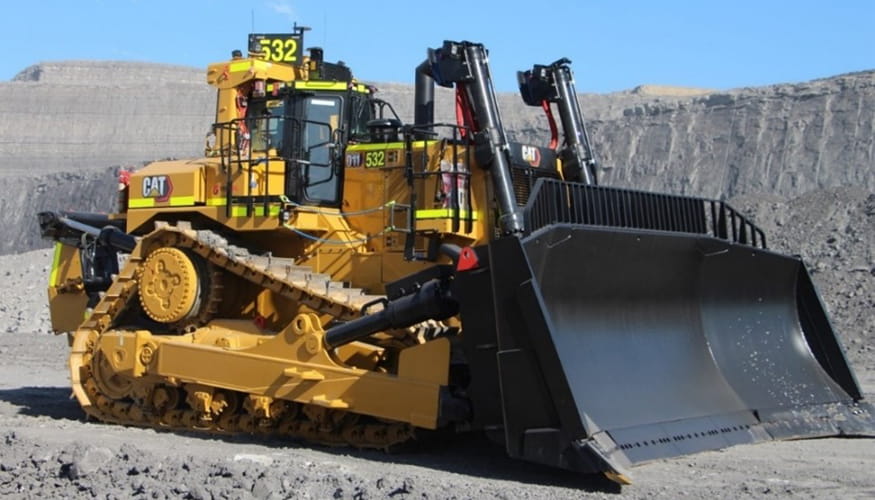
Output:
[
  {"xmin": 142, "ymin": 175, "xmax": 173, "ymax": 202},
  {"xmin": 521, "ymin": 145, "xmax": 541, "ymax": 167}
]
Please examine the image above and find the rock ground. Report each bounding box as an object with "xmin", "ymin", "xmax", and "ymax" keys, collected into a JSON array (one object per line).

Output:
[{"xmin": 0, "ymin": 329, "xmax": 872, "ymax": 499}]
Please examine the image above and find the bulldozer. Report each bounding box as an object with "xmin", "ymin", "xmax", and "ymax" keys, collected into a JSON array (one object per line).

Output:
[{"xmin": 38, "ymin": 28, "xmax": 874, "ymax": 483}]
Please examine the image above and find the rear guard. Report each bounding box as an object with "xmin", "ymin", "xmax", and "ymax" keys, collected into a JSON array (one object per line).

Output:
[{"xmin": 456, "ymin": 224, "xmax": 875, "ymax": 477}]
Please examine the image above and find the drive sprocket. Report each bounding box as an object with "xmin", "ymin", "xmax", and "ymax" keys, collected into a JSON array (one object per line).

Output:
[{"xmin": 137, "ymin": 246, "xmax": 222, "ymax": 332}]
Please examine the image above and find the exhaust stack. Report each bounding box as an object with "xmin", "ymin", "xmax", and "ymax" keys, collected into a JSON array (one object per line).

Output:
[{"xmin": 414, "ymin": 60, "xmax": 435, "ymax": 139}]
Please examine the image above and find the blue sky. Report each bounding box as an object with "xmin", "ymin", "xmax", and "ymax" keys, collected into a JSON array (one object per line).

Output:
[{"xmin": 4, "ymin": 1, "xmax": 873, "ymax": 93}]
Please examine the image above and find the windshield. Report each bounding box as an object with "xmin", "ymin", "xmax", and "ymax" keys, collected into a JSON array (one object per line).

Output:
[{"xmin": 303, "ymin": 96, "xmax": 341, "ymax": 202}]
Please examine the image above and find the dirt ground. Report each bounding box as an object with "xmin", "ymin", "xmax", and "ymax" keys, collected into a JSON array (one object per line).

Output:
[{"xmin": 0, "ymin": 247, "xmax": 873, "ymax": 499}]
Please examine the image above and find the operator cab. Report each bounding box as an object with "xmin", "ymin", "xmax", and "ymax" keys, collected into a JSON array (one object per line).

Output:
[
  {"xmin": 244, "ymin": 78, "xmax": 376, "ymax": 208},
  {"xmin": 212, "ymin": 29, "xmax": 404, "ymax": 213}
]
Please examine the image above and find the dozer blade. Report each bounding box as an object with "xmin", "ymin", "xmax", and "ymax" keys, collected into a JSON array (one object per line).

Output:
[{"xmin": 455, "ymin": 224, "xmax": 875, "ymax": 479}]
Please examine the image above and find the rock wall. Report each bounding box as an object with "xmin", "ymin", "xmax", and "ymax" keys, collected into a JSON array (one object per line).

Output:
[
  {"xmin": 1, "ymin": 61, "xmax": 873, "ymax": 255},
  {"xmin": 728, "ymin": 188, "xmax": 875, "ymax": 368},
  {"xmin": 1, "ymin": 62, "xmax": 213, "ymax": 175},
  {"xmin": 1, "ymin": 167, "xmax": 119, "ymax": 255},
  {"xmin": 589, "ymin": 72, "xmax": 875, "ymax": 198},
  {"xmin": 12, "ymin": 61, "xmax": 205, "ymax": 86}
]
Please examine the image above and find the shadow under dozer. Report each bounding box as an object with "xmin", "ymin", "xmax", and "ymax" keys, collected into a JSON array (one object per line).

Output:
[{"xmin": 454, "ymin": 180, "xmax": 875, "ymax": 482}]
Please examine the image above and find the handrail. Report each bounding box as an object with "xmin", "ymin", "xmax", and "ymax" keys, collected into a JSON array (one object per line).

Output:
[{"xmin": 522, "ymin": 178, "xmax": 767, "ymax": 249}]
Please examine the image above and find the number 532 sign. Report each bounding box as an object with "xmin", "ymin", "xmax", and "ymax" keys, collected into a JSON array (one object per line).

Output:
[{"xmin": 248, "ymin": 34, "xmax": 302, "ymax": 64}]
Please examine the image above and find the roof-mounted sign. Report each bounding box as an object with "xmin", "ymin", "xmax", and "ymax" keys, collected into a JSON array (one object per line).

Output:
[{"xmin": 248, "ymin": 33, "xmax": 303, "ymax": 64}]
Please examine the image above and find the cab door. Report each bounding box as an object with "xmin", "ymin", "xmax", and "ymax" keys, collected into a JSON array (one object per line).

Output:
[{"xmin": 287, "ymin": 94, "xmax": 343, "ymax": 206}]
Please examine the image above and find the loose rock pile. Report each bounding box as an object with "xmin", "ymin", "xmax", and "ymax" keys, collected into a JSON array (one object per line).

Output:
[{"xmin": 730, "ymin": 188, "xmax": 875, "ymax": 370}]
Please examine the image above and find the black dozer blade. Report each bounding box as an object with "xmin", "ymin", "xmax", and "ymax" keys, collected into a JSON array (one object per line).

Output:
[{"xmin": 454, "ymin": 185, "xmax": 875, "ymax": 481}]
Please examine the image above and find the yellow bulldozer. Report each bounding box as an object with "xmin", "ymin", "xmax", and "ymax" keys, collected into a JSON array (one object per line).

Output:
[{"xmin": 39, "ymin": 28, "xmax": 874, "ymax": 483}]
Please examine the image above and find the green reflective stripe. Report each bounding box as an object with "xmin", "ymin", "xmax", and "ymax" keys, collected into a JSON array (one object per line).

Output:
[
  {"xmin": 129, "ymin": 197, "xmax": 194, "ymax": 208},
  {"xmin": 294, "ymin": 81, "xmax": 347, "ymax": 91},
  {"xmin": 168, "ymin": 196, "xmax": 196, "ymax": 207},
  {"xmin": 229, "ymin": 60, "xmax": 270, "ymax": 73},
  {"xmin": 208, "ymin": 199, "xmax": 280, "ymax": 216},
  {"xmin": 347, "ymin": 142, "xmax": 404, "ymax": 151},
  {"xmin": 229, "ymin": 205, "xmax": 281, "ymax": 217},
  {"xmin": 292, "ymin": 81, "xmax": 370, "ymax": 93},
  {"xmin": 49, "ymin": 242, "xmax": 63, "ymax": 287},
  {"xmin": 128, "ymin": 198, "xmax": 155, "ymax": 208},
  {"xmin": 346, "ymin": 141, "xmax": 431, "ymax": 152},
  {"xmin": 131, "ymin": 195, "xmax": 280, "ymax": 217},
  {"xmin": 415, "ymin": 209, "xmax": 479, "ymax": 220}
]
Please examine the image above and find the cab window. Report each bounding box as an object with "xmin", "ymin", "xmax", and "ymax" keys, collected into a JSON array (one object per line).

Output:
[
  {"xmin": 248, "ymin": 99, "xmax": 285, "ymax": 152},
  {"xmin": 348, "ymin": 94, "xmax": 373, "ymax": 142},
  {"xmin": 303, "ymin": 96, "xmax": 341, "ymax": 203}
]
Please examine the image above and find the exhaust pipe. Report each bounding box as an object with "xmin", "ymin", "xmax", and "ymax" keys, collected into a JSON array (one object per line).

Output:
[{"xmin": 414, "ymin": 60, "xmax": 435, "ymax": 139}]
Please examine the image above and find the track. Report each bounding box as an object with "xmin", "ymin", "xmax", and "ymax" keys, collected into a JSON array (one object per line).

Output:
[{"xmin": 67, "ymin": 223, "xmax": 419, "ymax": 450}]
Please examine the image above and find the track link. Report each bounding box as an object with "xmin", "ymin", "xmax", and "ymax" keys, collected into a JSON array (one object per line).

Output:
[{"xmin": 69, "ymin": 224, "xmax": 418, "ymax": 450}]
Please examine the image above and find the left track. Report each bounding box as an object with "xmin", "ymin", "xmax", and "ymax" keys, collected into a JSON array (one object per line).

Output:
[{"xmin": 69, "ymin": 223, "xmax": 418, "ymax": 450}]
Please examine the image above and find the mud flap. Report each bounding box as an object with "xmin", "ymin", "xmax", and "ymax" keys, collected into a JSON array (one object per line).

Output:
[{"xmin": 457, "ymin": 224, "xmax": 875, "ymax": 478}]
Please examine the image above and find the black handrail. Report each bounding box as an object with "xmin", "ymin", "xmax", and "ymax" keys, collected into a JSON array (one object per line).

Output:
[{"xmin": 523, "ymin": 178, "xmax": 767, "ymax": 249}]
